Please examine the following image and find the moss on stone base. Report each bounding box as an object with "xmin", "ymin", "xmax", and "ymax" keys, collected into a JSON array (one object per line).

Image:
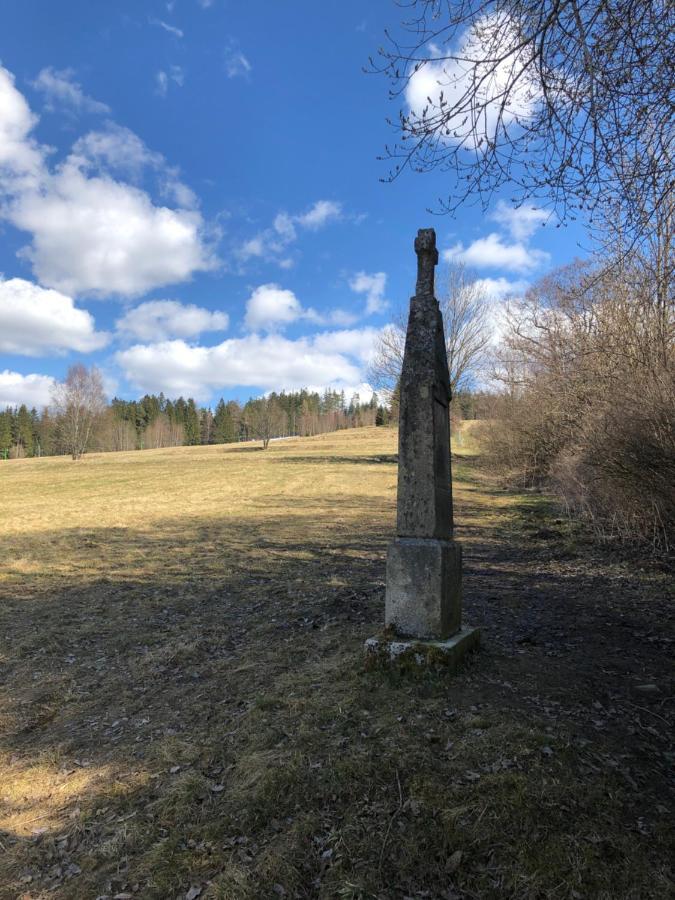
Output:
[{"xmin": 364, "ymin": 627, "xmax": 480, "ymax": 674}]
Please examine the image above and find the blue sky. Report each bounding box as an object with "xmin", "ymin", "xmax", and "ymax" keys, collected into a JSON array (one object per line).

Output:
[{"xmin": 0, "ymin": 0, "xmax": 583, "ymax": 409}]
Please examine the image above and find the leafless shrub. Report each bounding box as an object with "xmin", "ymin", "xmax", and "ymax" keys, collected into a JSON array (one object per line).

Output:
[{"xmin": 483, "ymin": 257, "xmax": 674, "ymax": 549}]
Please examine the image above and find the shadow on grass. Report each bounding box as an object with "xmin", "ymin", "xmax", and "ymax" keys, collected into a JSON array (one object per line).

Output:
[
  {"xmin": 275, "ymin": 453, "xmax": 398, "ymax": 466},
  {"xmin": 0, "ymin": 498, "xmax": 673, "ymax": 898}
]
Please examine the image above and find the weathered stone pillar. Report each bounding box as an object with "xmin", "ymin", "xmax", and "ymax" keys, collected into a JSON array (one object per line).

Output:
[{"xmin": 366, "ymin": 228, "xmax": 479, "ymax": 669}]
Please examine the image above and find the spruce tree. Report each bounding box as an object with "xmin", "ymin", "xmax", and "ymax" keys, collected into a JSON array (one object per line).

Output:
[
  {"xmin": 185, "ymin": 399, "xmax": 200, "ymax": 445},
  {"xmin": 0, "ymin": 410, "xmax": 12, "ymax": 458},
  {"xmin": 14, "ymin": 405, "xmax": 34, "ymax": 456}
]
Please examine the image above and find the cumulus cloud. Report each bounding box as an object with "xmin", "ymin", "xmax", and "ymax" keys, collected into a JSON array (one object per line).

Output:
[
  {"xmin": 10, "ymin": 161, "xmax": 215, "ymax": 296},
  {"xmin": 295, "ymin": 200, "xmax": 342, "ymax": 230},
  {"xmin": 116, "ymin": 299, "xmax": 229, "ymax": 342},
  {"xmin": 116, "ymin": 331, "xmax": 376, "ymax": 399},
  {"xmin": 31, "ymin": 67, "xmax": 110, "ymax": 115},
  {"xmin": 0, "ymin": 277, "xmax": 109, "ymax": 356},
  {"xmin": 349, "ymin": 271, "xmax": 388, "ymax": 314},
  {"xmin": 244, "ymin": 283, "xmax": 357, "ymax": 331},
  {"xmin": 0, "ymin": 67, "xmax": 43, "ymax": 179},
  {"xmin": 0, "ymin": 370, "xmax": 55, "ymax": 408},
  {"xmin": 245, "ymin": 284, "xmax": 306, "ymax": 331},
  {"xmin": 444, "ymin": 233, "xmax": 549, "ymax": 273},
  {"xmin": 0, "ymin": 63, "xmax": 215, "ymax": 298},
  {"xmin": 490, "ymin": 201, "xmax": 548, "ymax": 241},
  {"xmin": 238, "ymin": 200, "xmax": 343, "ymax": 266},
  {"xmin": 405, "ymin": 14, "xmax": 539, "ymax": 149}
]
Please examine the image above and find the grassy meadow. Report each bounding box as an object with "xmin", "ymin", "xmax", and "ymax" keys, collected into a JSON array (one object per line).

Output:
[{"xmin": 0, "ymin": 426, "xmax": 672, "ymax": 899}]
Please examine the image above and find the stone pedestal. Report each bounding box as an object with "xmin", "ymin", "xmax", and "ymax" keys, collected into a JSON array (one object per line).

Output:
[
  {"xmin": 385, "ymin": 538, "xmax": 462, "ymax": 640},
  {"xmin": 364, "ymin": 627, "xmax": 480, "ymax": 672}
]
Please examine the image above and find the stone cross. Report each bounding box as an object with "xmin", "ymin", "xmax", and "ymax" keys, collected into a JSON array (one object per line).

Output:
[
  {"xmin": 414, "ymin": 227, "xmax": 438, "ymax": 296},
  {"xmin": 384, "ymin": 228, "xmax": 462, "ymax": 639}
]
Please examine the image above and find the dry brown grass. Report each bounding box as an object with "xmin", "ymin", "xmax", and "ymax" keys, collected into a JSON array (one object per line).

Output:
[{"xmin": 0, "ymin": 427, "xmax": 672, "ymax": 899}]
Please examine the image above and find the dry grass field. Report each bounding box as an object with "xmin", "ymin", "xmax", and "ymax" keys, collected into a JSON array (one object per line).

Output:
[{"xmin": 0, "ymin": 426, "xmax": 672, "ymax": 899}]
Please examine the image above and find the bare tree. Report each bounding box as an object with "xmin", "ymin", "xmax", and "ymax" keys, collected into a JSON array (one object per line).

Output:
[
  {"xmin": 373, "ymin": 0, "xmax": 674, "ymax": 249},
  {"xmin": 369, "ymin": 264, "xmax": 492, "ymax": 401},
  {"xmin": 243, "ymin": 397, "xmax": 286, "ymax": 449},
  {"xmin": 51, "ymin": 364, "xmax": 107, "ymax": 460}
]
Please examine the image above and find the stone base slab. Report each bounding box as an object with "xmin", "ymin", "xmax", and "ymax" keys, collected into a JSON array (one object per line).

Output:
[
  {"xmin": 385, "ymin": 537, "xmax": 462, "ymax": 639},
  {"xmin": 364, "ymin": 626, "xmax": 480, "ymax": 673}
]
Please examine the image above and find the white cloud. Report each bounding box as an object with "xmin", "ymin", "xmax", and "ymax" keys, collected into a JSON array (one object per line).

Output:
[
  {"xmin": 116, "ymin": 299, "xmax": 229, "ymax": 341},
  {"xmin": 0, "ymin": 63, "xmax": 216, "ymax": 298},
  {"xmin": 312, "ymin": 327, "xmax": 381, "ymax": 365},
  {"xmin": 472, "ymin": 276, "xmax": 529, "ymax": 301},
  {"xmin": 0, "ymin": 370, "xmax": 55, "ymax": 408},
  {"xmin": 444, "ymin": 233, "xmax": 549, "ymax": 273},
  {"xmin": 405, "ymin": 14, "xmax": 539, "ymax": 149},
  {"xmin": 491, "ymin": 201, "xmax": 548, "ymax": 241},
  {"xmin": 155, "ymin": 66, "xmax": 185, "ymax": 97},
  {"xmin": 150, "ymin": 18, "xmax": 184, "ymax": 38},
  {"xmin": 349, "ymin": 271, "xmax": 388, "ymax": 314},
  {"xmin": 0, "ymin": 67, "xmax": 43, "ymax": 179},
  {"xmin": 239, "ymin": 235, "xmax": 266, "ymax": 259},
  {"xmin": 244, "ymin": 283, "xmax": 358, "ymax": 331},
  {"xmin": 273, "ymin": 212, "xmax": 297, "ymax": 243},
  {"xmin": 224, "ymin": 45, "xmax": 251, "ymax": 79},
  {"xmin": 116, "ymin": 332, "xmax": 373, "ymax": 399},
  {"xmin": 71, "ymin": 123, "xmax": 163, "ymax": 176},
  {"xmin": 32, "ymin": 67, "xmax": 110, "ymax": 115},
  {"xmin": 245, "ymin": 284, "xmax": 305, "ymax": 331},
  {"xmin": 238, "ymin": 199, "xmax": 343, "ymax": 266},
  {"xmin": 10, "ymin": 160, "xmax": 216, "ymax": 296},
  {"xmin": 170, "ymin": 65, "xmax": 185, "ymax": 87},
  {"xmin": 0, "ymin": 277, "xmax": 109, "ymax": 356},
  {"xmin": 155, "ymin": 71, "xmax": 169, "ymax": 97},
  {"xmin": 295, "ymin": 200, "xmax": 342, "ymax": 230}
]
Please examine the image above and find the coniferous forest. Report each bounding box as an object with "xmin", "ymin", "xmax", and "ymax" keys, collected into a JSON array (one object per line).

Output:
[{"xmin": 0, "ymin": 388, "xmax": 394, "ymax": 459}]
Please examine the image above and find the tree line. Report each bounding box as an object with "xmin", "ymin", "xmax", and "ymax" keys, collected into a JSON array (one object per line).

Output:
[{"xmin": 0, "ymin": 383, "xmax": 391, "ymax": 460}]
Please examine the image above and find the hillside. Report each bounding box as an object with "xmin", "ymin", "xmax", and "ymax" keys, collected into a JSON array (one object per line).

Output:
[{"xmin": 0, "ymin": 427, "xmax": 672, "ymax": 899}]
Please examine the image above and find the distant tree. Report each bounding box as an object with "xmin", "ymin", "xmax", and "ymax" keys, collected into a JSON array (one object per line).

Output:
[
  {"xmin": 96, "ymin": 408, "xmax": 136, "ymax": 452},
  {"xmin": 13, "ymin": 404, "xmax": 34, "ymax": 457},
  {"xmin": 370, "ymin": 264, "xmax": 492, "ymax": 402},
  {"xmin": 0, "ymin": 409, "xmax": 12, "ymax": 458},
  {"xmin": 184, "ymin": 398, "xmax": 201, "ymax": 445},
  {"xmin": 200, "ymin": 407, "xmax": 214, "ymax": 445},
  {"xmin": 243, "ymin": 397, "xmax": 286, "ymax": 449},
  {"xmin": 213, "ymin": 398, "xmax": 241, "ymax": 443},
  {"xmin": 51, "ymin": 364, "xmax": 107, "ymax": 460}
]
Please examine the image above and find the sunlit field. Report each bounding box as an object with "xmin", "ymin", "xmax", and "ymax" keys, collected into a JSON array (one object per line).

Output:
[{"xmin": 1, "ymin": 426, "xmax": 672, "ymax": 899}]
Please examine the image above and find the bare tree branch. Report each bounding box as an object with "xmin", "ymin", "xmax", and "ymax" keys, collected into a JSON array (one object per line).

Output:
[{"xmin": 371, "ymin": 0, "xmax": 674, "ymax": 250}]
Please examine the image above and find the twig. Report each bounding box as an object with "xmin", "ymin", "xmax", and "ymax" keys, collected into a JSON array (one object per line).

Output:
[
  {"xmin": 627, "ymin": 702, "xmax": 671, "ymax": 728},
  {"xmin": 18, "ymin": 806, "xmax": 69, "ymax": 827},
  {"xmin": 379, "ymin": 769, "xmax": 404, "ymax": 874}
]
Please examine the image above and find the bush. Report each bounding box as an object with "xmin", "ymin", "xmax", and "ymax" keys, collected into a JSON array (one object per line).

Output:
[{"xmin": 481, "ymin": 259, "xmax": 674, "ymax": 551}]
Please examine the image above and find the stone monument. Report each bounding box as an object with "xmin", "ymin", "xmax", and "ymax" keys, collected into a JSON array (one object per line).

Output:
[{"xmin": 365, "ymin": 228, "xmax": 479, "ymax": 670}]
